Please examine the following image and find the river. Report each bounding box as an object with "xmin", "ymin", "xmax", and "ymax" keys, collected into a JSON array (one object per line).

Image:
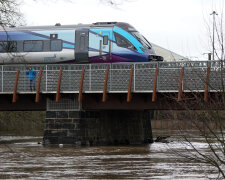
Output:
[{"xmin": 0, "ymin": 132, "xmax": 219, "ymax": 179}]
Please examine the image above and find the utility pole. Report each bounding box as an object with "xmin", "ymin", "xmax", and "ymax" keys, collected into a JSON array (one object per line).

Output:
[{"xmin": 210, "ymin": 11, "xmax": 218, "ymax": 60}]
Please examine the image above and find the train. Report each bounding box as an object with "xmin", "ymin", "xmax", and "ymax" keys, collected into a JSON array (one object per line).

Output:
[{"xmin": 0, "ymin": 22, "xmax": 163, "ymax": 64}]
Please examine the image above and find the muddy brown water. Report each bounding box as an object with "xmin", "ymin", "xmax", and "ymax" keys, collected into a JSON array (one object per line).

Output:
[{"xmin": 0, "ymin": 132, "xmax": 219, "ymax": 179}]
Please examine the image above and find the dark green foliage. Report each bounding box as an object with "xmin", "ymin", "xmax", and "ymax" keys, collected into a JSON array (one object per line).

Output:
[{"xmin": 0, "ymin": 111, "xmax": 45, "ymax": 136}]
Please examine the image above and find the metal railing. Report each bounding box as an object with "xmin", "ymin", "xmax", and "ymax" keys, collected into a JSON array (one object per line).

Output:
[{"xmin": 0, "ymin": 60, "xmax": 224, "ymax": 94}]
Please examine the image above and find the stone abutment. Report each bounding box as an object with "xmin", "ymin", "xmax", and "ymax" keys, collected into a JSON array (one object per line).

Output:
[{"xmin": 43, "ymin": 95, "xmax": 153, "ymax": 145}]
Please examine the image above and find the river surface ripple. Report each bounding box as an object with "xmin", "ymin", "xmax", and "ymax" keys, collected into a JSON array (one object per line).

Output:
[{"xmin": 0, "ymin": 136, "xmax": 218, "ymax": 179}]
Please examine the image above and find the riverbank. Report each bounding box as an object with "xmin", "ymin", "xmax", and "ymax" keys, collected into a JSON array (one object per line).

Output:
[
  {"xmin": 0, "ymin": 110, "xmax": 224, "ymax": 137},
  {"xmin": 0, "ymin": 111, "xmax": 45, "ymax": 136}
]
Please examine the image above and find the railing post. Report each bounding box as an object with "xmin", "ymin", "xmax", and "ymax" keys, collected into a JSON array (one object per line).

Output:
[
  {"xmin": 204, "ymin": 66, "xmax": 211, "ymax": 102},
  {"xmin": 127, "ymin": 67, "xmax": 134, "ymax": 102},
  {"xmin": 78, "ymin": 68, "xmax": 85, "ymax": 102},
  {"xmin": 152, "ymin": 67, "xmax": 159, "ymax": 102},
  {"xmin": 102, "ymin": 67, "xmax": 109, "ymax": 102},
  {"xmin": 69, "ymin": 65, "xmax": 71, "ymax": 90},
  {"xmin": 23, "ymin": 66, "xmax": 26, "ymax": 92},
  {"xmin": 178, "ymin": 67, "xmax": 184, "ymax": 102},
  {"xmin": 1, "ymin": 66, "xmax": 3, "ymax": 92},
  {"xmin": 46, "ymin": 65, "xmax": 48, "ymax": 91},
  {"xmin": 35, "ymin": 69, "xmax": 43, "ymax": 103},
  {"xmin": 157, "ymin": 62, "xmax": 160, "ymax": 90},
  {"xmin": 89, "ymin": 64, "xmax": 91, "ymax": 91},
  {"xmin": 56, "ymin": 68, "xmax": 63, "ymax": 102},
  {"xmin": 12, "ymin": 70, "xmax": 20, "ymax": 103},
  {"xmin": 110, "ymin": 63, "xmax": 112, "ymax": 91}
]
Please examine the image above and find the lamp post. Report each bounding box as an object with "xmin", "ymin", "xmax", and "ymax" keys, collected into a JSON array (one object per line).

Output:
[{"xmin": 210, "ymin": 11, "xmax": 218, "ymax": 60}]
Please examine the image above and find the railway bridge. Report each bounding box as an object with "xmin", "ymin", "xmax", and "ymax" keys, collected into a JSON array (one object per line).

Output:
[{"xmin": 0, "ymin": 60, "xmax": 224, "ymax": 145}]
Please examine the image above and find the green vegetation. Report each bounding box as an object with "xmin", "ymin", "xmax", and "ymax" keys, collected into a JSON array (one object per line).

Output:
[{"xmin": 0, "ymin": 111, "xmax": 45, "ymax": 136}]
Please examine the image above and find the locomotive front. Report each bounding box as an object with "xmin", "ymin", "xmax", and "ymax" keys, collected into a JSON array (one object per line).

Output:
[{"xmin": 113, "ymin": 22, "xmax": 163, "ymax": 62}]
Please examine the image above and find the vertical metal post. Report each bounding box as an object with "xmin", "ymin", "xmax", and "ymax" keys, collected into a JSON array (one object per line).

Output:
[
  {"xmin": 78, "ymin": 68, "xmax": 85, "ymax": 102},
  {"xmin": 127, "ymin": 67, "xmax": 134, "ymax": 102},
  {"xmin": 204, "ymin": 67, "xmax": 211, "ymax": 102},
  {"xmin": 213, "ymin": 13, "xmax": 215, "ymax": 61},
  {"xmin": 152, "ymin": 67, "xmax": 159, "ymax": 102},
  {"xmin": 23, "ymin": 66, "xmax": 26, "ymax": 91},
  {"xmin": 102, "ymin": 67, "xmax": 109, "ymax": 102},
  {"xmin": 178, "ymin": 67, "xmax": 184, "ymax": 102},
  {"xmin": 1, "ymin": 66, "xmax": 3, "ymax": 92},
  {"xmin": 56, "ymin": 68, "xmax": 63, "ymax": 102},
  {"xmin": 89, "ymin": 64, "xmax": 91, "ymax": 91},
  {"xmin": 12, "ymin": 70, "xmax": 20, "ymax": 103},
  {"xmin": 210, "ymin": 11, "xmax": 218, "ymax": 61},
  {"xmin": 157, "ymin": 62, "xmax": 160, "ymax": 91},
  {"xmin": 69, "ymin": 65, "xmax": 71, "ymax": 90},
  {"xmin": 110, "ymin": 63, "xmax": 112, "ymax": 91},
  {"xmin": 35, "ymin": 69, "xmax": 43, "ymax": 103},
  {"xmin": 46, "ymin": 65, "xmax": 48, "ymax": 91}
]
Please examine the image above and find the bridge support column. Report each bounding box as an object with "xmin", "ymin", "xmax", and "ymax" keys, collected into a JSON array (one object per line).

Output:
[{"xmin": 43, "ymin": 95, "xmax": 153, "ymax": 145}]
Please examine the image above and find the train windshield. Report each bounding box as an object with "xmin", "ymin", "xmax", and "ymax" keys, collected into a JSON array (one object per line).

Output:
[{"xmin": 131, "ymin": 32, "xmax": 152, "ymax": 49}]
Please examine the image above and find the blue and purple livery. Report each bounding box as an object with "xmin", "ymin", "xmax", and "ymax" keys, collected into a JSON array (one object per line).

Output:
[{"xmin": 0, "ymin": 22, "xmax": 163, "ymax": 64}]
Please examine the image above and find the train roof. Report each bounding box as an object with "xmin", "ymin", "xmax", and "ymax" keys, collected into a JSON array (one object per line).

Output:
[{"xmin": 0, "ymin": 22, "xmax": 137, "ymax": 32}]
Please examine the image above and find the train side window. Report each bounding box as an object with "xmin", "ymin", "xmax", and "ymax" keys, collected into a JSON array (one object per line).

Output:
[
  {"xmin": 43, "ymin": 40, "xmax": 50, "ymax": 52},
  {"xmin": 0, "ymin": 42, "xmax": 8, "ymax": 52},
  {"xmin": 103, "ymin": 36, "xmax": 108, "ymax": 45},
  {"xmin": 50, "ymin": 40, "xmax": 62, "ymax": 51},
  {"xmin": 0, "ymin": 41, "xmax": 17, "ymax": 52},
  {"xmin": 24, "ymin": 40, "xmax": 43, "ymax": 52},
  {"xmin": 114, "ymin": 32, "xmax": 136, "ymax": 51}
]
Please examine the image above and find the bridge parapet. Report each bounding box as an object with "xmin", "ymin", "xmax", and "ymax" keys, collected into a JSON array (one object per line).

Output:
[{"xmin": 0, "ymin": 60, "xmax": 224, "ymax": 94}]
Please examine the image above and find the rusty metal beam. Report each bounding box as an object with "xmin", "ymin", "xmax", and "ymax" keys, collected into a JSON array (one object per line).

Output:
[
  {"xmin": 178, "ymin": 67, "xmax": 184, "ymax": 102},
  {"xmin": 127, "ymin": 67, "xmax": 134, "ymax": 103},
  {"xmin": 12, "ymin": 70, "xmax": 20, "ymax": 103},
  {"xmin": 56, "ymin": 68, "xmax": 63, "ymax": 102},
  {"xmin": 204, "ymin": 66, "xmax": 211, "ymax": 102},
  {"xmin": 152, "ymin": 68, "xmax": 159, "ymax": 102},
  {"xmin": 82, "ymin": 92, "xmax": 224, "ymax": 110},
  {"xmin": 78, "ymin": 68, "xmax": 85, "ymax": 102},
  {"xmin": 35, "ymin": 69, "xmax": 43, "ymax": 103},
  {"xmin": 102, "ymin": 67, "xmax": 109, "ymax": 102}
]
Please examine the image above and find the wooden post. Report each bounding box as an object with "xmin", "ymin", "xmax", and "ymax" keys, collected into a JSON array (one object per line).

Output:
[
  {"xmin": 152, "ymin": 68, "xmax": 159, "ymax": 102},
  {"xmin": 204, "ymin": 66, "xmax": 211, "ymax": 102},
  {"xmin": 78, "ymin": 68, "xmax": 85, "ymax": 102},
  {"xmin": 35, "ymin": 69, "xmax": 43, "ymax": 103},
  {"xmin": 12, "ymin": 70, "xmax": 20, "ymax": 103},
  {"xmin": 56, "ymin": 68, "xmax": 63, "ymax": 102},
  {"xmin": 102, "ymin": 67, "xmax": 109, "ymax": 102},
  {"xmin": 178, "ymin": 67, "xmax": 184, "ymax": 102},
  {"xmin": 127, "ymin": 67, "xmax": 134, "ymax": 102}
]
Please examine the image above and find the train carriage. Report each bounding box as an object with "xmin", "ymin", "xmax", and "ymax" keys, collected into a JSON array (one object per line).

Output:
[{"xmin": 0, "ymin": 22, "xmax": 163, "ymax": 64}]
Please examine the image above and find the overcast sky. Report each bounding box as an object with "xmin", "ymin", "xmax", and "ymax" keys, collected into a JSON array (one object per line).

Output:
[{"xmin": 20, "ymin": 0, "xmax": 225, "ymax": 60}]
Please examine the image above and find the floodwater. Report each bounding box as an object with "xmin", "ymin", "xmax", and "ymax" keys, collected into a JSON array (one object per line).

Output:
[{"xmin": 0, "ymin": 132, "xmax": 219, "ymax": 179}]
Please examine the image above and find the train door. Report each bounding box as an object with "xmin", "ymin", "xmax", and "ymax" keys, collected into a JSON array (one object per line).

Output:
[
  {"xmin": 100, "ymin": 30, "xmax": 112, "ymax": 61},
  {"xmin": 75, "ymin": 29, "xmax": 89, "ymax": 63}
]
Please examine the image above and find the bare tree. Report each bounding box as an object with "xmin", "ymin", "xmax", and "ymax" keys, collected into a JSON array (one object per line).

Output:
[
  {"xmin": 0, "ymin": 0, "xmax": 23, "ymax": 26},
  {"xmin": 0, "ymin": 0, "xmax": 134, "ymax": 27},
  {"xmin": 161, "ymin": 11, "xmax": 225, "ymax": 179}
]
